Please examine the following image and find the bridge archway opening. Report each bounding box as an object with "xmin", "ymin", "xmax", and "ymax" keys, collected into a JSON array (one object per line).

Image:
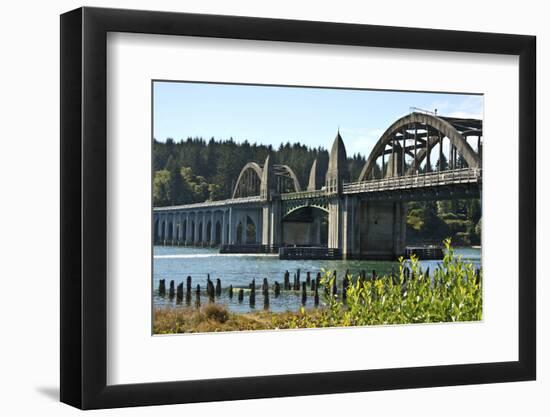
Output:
[
  {"xmin": 182, "ymin": 220, "xmax": 187, "ymax": 242},
  {"xmin": 236, "ymin": 216, "xmax": 258, "ymax": 244},
  {"xmin": 206, "ymin": 221, "xmax": 212, "ymax": 244},
  {"xmin": 236, "ymin": 222, "xmax": 243, "ymax": 244},
  {"xmin": 198, "ymin": 222, "xmax": 203, "ymax": 243},
  {"xmin": 154, "ymin": 218, "xmax": 160, "ymax": 243},
  {"xmin": 166, "ymin": 220, "xmax": 174, "ymax": 241},
  {"xmin": 282, "ymin": 206, "xmax": 328, "ymax": 246},
  {"xmin": 190, "ymin": 221, "xmax": 195, "ymax": 242}
]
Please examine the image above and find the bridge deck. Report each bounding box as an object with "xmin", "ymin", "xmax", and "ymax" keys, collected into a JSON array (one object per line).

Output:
[
  {"xmin": 342, "ymin": 167, "xmax": 481, "ymax": 195},
  {"xmin": 154, "ymin": 168, "xmax": 481, "ymax": 212}
]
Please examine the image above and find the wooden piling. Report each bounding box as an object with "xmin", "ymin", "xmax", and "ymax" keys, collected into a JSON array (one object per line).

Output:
[
  {"xmin": 185, "ymin": 286, "xmax": 191, "ymax": 305},
  {"xmin": 158, "ymin": 279, "xmax": 166, "ymax": 295},
  {"xmin": 216, "ymin": 278, "xmax": 222, "ymax": 296},
  {"xmin": 206, "ymin": 276, "xmax": 214, "ymax": 299},
  {"xmin": 263, "ymin": 286, "xmax": 269, "ymax": 310},
  {"xmin": 186, "ymin": 275, "xmax": 192, "ymax": 292},
  {"xmin": 306, "ymin": 271, "xmax": 311, "ymax": 286},
  {"xmin": 249, "ymin": 285, "xmax": 256, "ymax": 307},
  {"xmin": 169, "ymin": 280, "xmax": 175, "ymax": 298},
  {"xmin": 274, "ymin": 281, "xmax": 281, "ymax": 297},
  {"xmin": 195, "ymin": 284, "xmax": 201, "ymax": 308},
  {"xmin": 176, "ymin": 282, "xmax": 183, "ymax": 300},
  {"xmin": 228, "ymin": 285, "xmax": 233, "ymax": 299},
  {"xmin": 238, "ymin": 288, "xmax": 244, "ymax": 303},
  {"xmin": 301, "ymin": 282, "xmax": 307, "ymax": 305},
  {"xmin": 284, "ymin": 270, "xmax": 290, "ymax": 290}
]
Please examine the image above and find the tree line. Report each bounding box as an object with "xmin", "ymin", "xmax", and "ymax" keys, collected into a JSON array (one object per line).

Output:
[{"xmin": 153, "ymin": 137, "xmax": 366, "ymax": 206}]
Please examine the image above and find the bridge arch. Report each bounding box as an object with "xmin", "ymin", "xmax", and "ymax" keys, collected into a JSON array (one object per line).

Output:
[
  {"xmin": 232, "ymin": 162, "xmax": 263, "ymax": 198},
  {"xmin": 273, "ymin": 164, "xmax": 302, "ymax": 194},
  {"xmin": 282, "ymin": 200, "xmax": 329, "ymax": 219},
  {"xmin": 232, "ymin": 160, "xmax": 302, "ymax": 198},
  {"xmin": 358, "ymin": 112, "xmax": 481, "ymax": 181}
]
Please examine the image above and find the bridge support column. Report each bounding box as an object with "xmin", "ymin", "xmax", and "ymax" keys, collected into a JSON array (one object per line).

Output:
[
  {"xmin": 228, "ymin": 208, "xmax": 234, "ymax": 244},
  {"xmin": 177, "ymin": 212, "xmax": 184, "ymax": 245},
  {"xmin": 163, "ymin": 214, "xmax": 170, "ymax": 245},
  {"xmin": 342, "ymin": 195, "xmax": 360, "ymax": 259},
  {"xmin": 357, "ymin": 201, "xmax": 407, "ymax": 260},
  {"xmin": 201, "ymin": 212, "xmax": 207, "ymax": 245},
  {"xmin": 194, "ymin": 212, "xmax": 200, "ymax": 245},
  {"xmin": 327, "ymin": 197, "xmax": 343, "ymax": 252},
  {"xmin": 262, "ymin": 199, "xmax": 281, "ymax": 248},
  {"xmin": 210, "ymin": 211, "xmax": 215, "ymax": 245},
  {"xmin": 221, "ymin": 210, "xmax": 227, "ymax": 245},
  {"xmin": 185, "ymin": 213, "xmax": 192, "ymax": 245}
]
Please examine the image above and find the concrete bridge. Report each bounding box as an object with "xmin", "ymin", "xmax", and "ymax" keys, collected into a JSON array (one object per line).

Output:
[{"xmin": 154, "ymin": 112, "xmax": 482, "ymax": 259}]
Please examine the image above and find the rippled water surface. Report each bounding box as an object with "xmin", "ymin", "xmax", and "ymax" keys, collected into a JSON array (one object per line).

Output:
[{"xmin": 153, "ymin": 246, "xmax": 481, "ymax": 313}]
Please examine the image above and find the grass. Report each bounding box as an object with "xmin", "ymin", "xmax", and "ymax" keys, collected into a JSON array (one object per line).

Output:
[
  {"xmin": 153, "ymin": 305, "xmax": 316, "ymax": 333},
  {"xmin": 153, "ymin": 240, "xmax": 482, "ymax": 334}
]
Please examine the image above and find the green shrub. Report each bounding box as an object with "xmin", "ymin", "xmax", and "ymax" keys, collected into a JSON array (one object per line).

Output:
[{"xmin": 313, "ymin": 239, "xmax": 482, "ymax": 327}]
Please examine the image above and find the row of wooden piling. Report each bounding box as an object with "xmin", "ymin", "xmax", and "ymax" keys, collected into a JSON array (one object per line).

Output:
[{"xmin": 158, "ymin": 266, "xmax": 481, "ymax": 308}]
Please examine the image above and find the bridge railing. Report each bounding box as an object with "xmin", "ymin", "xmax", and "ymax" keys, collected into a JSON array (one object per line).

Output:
[
  {"xmin": 280, "ymin": 189, "xmax": 328, "ymax": 201},
  {"xmin": 342, "ymin": 167, "xmax": 482, "ymax": 194},
  {"xmin": 153, "ymin": 195, "xmax": 263, "ymax": 212}
]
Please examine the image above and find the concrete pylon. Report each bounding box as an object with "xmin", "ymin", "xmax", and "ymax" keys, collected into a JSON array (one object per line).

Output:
[
  {"xmin": 260, "ymin": 154, "xmax": 275, "ymax": 200},
  {"xmin": 326, "ymin": 131, "xmax": 349, "ymax": 252},
  {"xmin": 325, "ymin": 130, "xmax": 349, "ymax": 194},
  {"xmin": 261, "ymin": 154, "xmax": 280, "ymax": 246},
  {"xmin": 307, "ymin": 159, "xmax": 320, "ymax": 191}
]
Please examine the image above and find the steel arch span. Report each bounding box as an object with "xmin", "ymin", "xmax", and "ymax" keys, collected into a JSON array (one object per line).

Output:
[
  {"xmin": 358, "ymin": 112, "xmax": 482, "ymax": 182},
  {"xmin": 232, "ymin": 160, "xmax": 302, "ymax": 198}
]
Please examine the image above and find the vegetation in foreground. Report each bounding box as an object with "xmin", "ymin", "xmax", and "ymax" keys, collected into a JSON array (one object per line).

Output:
[{"xmin": 153, "ymin": 241, "xmax": 482, "ymax": 334}]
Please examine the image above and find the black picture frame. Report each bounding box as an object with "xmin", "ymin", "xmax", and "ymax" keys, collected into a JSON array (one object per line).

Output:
[{"xmin": 60, "ymin": 6, "xmax": 536, "ymax": 410}]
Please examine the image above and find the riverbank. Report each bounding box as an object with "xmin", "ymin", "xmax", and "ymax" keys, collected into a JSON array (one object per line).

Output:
[{"xmin": 153, "ymin": 304, "xmax": 325, "ymax": 333}]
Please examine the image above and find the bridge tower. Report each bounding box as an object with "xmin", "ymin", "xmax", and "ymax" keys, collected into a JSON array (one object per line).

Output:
[
  {"xmin": 326, "ymin": 131, "xmax": 356, "ymax": 256},
  {"xmin": 260, "ymin": 154, "xmax": 281, "ymax": 247}
]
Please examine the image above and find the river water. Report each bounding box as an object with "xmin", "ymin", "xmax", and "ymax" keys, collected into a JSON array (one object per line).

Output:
[{"xmin": 153, "ymin": 246, "xmax": 481, "ymax": 313}]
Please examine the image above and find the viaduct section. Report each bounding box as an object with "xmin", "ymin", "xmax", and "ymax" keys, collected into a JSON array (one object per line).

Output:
[{"xmin": 154, "ymin": 112, "xmax": 482, "ymax": 259}]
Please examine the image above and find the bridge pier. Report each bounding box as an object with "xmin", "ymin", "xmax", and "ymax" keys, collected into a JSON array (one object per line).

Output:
[{"xmin": 355, "ymin": 201, "xmax": 406, "ymax": 260}]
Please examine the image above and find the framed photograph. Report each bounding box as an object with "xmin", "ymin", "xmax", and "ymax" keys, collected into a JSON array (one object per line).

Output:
[{"xmin": 60, "ymin": 6, "xmax": 536, "ymax": 409}]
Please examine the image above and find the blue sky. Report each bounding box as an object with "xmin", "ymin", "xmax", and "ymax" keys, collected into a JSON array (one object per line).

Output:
[{"xmin": 153, "ymin": 81, "xmax": 483, "ymax": 158}]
